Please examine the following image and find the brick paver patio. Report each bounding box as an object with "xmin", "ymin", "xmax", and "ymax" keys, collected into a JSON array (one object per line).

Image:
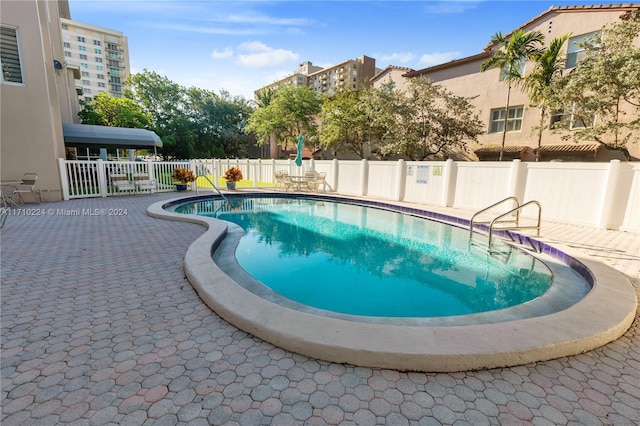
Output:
[{"xmin": 1, "ymin": 192, "xmax": 638, "ymax": 425}]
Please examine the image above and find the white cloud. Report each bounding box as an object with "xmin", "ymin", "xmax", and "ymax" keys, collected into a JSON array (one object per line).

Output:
[
  {"xmin": 378, "ymin": 52, "xmax": 415, "ymax": 64},
  {"xmin": 211, "ymin": 47, "xmax": 234, "ymax": 59},
  {"xmin": 418, "ymin": 52, "xmax": 461, "ymax": 67},
  {"xmin": 236, "ymin": 41, "xmax": 299, "ymax": 68}
]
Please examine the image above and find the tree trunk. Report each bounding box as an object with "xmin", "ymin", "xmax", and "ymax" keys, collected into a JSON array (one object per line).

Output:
[{"xmin": 500, "ymin": 84, "xmax": 512, "ymax": 162}]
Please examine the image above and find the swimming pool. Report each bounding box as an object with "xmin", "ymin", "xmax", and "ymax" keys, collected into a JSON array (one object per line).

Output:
[
  {"xmin": 151, "ymin": 193, "xmax": 636, "ymax": 371},
  {"xmin": 174, "ymin": 196, "xmax": 554, "ymax": 318}
]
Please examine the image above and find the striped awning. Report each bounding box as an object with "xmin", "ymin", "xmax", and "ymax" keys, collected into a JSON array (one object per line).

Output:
[{"xmin": 536, "ymin": 143, "xmax": 602, "ymax": 154}]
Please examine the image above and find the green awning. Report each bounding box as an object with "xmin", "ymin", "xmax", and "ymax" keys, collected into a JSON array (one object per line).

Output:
[{"xmin": 62, "ymin": 123, "xmax": 162, "ymax": 149}]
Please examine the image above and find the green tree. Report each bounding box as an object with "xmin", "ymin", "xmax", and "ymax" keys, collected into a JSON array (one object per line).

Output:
[
  {"xmin": 78, "ymin": 91, "xmax": 152, "ymax": 128},
  {"xmin": 379, "ymin": 78, "xmax": 484, "ymax": 160},
  {"xmin": 127, "ymin": 70, "xmax": 252, "ymax": 159},
  {"xmin": 319, "ymin": 88, "xmax": 385, "ymax": 159},
  {"xmin": 245, "ymin": 86, "xmax": 321, "ymax": 155},
  {"xmin": 521, "ymin": 35, "xmax": 570, "ymax": 160},
  {"xmin": 481, "ymin": 29, "xmax": 545, "ymax": 160},
  {"xmin": 547, "ymin": 11, "xmax": 640, "ymax": 155}
]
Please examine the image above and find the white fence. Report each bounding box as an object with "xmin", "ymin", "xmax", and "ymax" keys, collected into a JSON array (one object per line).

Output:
[{"xmin": 57, "ymin": 158, "xmax": 640, "ymax": 232}]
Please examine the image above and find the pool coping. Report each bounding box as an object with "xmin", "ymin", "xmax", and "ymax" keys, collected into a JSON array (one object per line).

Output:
[{"xmin": 148, "ymin": 193, "xmax": 638, "ymax": 372}]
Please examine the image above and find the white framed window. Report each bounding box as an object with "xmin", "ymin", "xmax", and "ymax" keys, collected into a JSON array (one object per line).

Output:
[
  {"xmin": 64, "ymin": 42, "xmax": 71, "ymax": 48},
  {"xmin": 79, "ymin": 54, "xmax": 87, "ymax": 60},
  {"xmin": 95, "ymin": 57, "xmax": 102, "ymax": 63},
  {"xmin": 81, "ymin": 71, "xmax": 89, "ymax": 77},
  {"xmin": 489, "ymin": 106, "xmax": 524, "ymax": 133},
  {"xmin": 94, "ymin": 48, "xmax": 101, "ymax": 54},
  {"xmin": 80, "ymin": 63, "xmax": 88, "ymax": 69},
  {"xmin": 98, "ymin": 82, "xmax": 106, "ymax": 88},
  {"xmin": 93, "ymin": 40, "xmax": 101, "ymax": 46},
  {"xmin": 77, "ymin": 36, "xmax": 85, "ymax": 43},
  {"xmin": 82, "ymin": 79, "xmax": 90, "ymax": 85},
  {"xmin": 97, "ymin": 74, "xmax": 105, "ymax": 79},
  {"xmin": 566, "ymin": 31, "xmax": 599, "ymax": 68},
  {"xmin": 96, "ymin": 65, "xmax": 104, "ymax": 71},
  {"xmin": 62, "ymin": 24, "xmax": 69, "ymax": 30},
  {"xmin": 78, "ymin": 45, "xmax": 86, "ymax": 52},
  {"xmin": 499, "ymin": 58, "xmax": 526, "ymax": 81},
  {"xmin": 64, "ymin": 51, "xmax": 72, "ymax": 57},
  {"xmin": 551, "ymin": 104, "xmax": 595, "ymax": 129},
  {"xmin": 1, "ymin": 25, "xmax": 25, "ymax": 85}
]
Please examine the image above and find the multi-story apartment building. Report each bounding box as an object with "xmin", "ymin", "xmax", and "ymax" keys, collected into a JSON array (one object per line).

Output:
[
  {"xmin": 60, "ymin": 18, "xmax": 129, "ymax": 101},
  {"xmin": 255, "ymin": 55, "xmax": 377, "ymax": 99},
  {"xmin": 1, "ymin": 0, "xmax": 160, "ymax": 200},
  {"xmin": 395, "ymin": 4, "xmax": 640, "ymax": 161}
]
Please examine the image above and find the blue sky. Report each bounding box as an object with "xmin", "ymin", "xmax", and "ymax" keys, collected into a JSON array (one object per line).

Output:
[{"xmin": 68, "ymin": 0, "xmax": 619, "ymax": 100}]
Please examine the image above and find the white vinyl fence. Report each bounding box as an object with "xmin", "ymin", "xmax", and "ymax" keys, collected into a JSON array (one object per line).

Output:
[{"xmin": 57, "ymin": 158, "xmax": 640, "ymax": 232}]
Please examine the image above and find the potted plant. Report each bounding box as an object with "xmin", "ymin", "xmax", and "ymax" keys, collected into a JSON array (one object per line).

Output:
[
  {"xmin": 172, "ymin": 168, "xmax": 195, "ymax": 191},
  {"xmin": 223, "ymin": 167, "xmax": 243, "ymax": 190}
]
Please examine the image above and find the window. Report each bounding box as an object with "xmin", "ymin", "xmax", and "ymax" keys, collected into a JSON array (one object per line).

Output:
[
  {"xmin": 95, "ymin": 57, "xmax": 102, "ymax": 63},
  {"xmin": 1, "ymin": 25, "xmax": 24, "ymax": 84},
  {"xmin": 82, "ymin": 79, "xmax": 90, "ymax": 85},
  {"xmin": 80, "ymin": 63, "xmax": 88, "ymax": 69},
  {"xmin": 93, "ymin": 40, "xmax": 101, "ymax": 46},
  {"xmin": 64, "ymin": 42, "xmax": 71, "ymax": 48},
  {"xmin": 94, "ymin": 48, "xmax": 101, "ymax": 54},
  {"xmin": 64, "ymin": 51, "xmax": 72, "ymax": 57},
  {"xmin": 98, "ymin": 82, "xmax": 106, "ymax": 88},
  {"xmin": 77, "ymin": 36, "xmax": 85, "ymax": 43},
  {"xmin": 499, "ymin": 58, "xmax": 526, "ymax": 81},
  {"xmin": 97, "ymin": 74, "xmax": 105, "ymax": 79},
  {"xmin": 566, "ymin": 32, "xmax": 599, "ymax": 68},
  {"xmin": 96, "ymin": 65, "xmax": 104, "ymax": 71},
  {"xmin": 81, "ymin": 71, "xmax": 89, "ymax": 77},
  {"xmin": 62, "ymin": 24, "xmax": 69, "ymax": 30},
  {"xmin": 84, "ymin": 88, "xmax": 92, "ymax": 94},
  {"xmin": 489, "ymin": 106, "xmax": 524, "ymax": 133},
  {"xmin": 79, "ymin": 54, "xmax": 87, "ymax": 60},
  {"xmin": 78, "ymin": 45, "xmax": 86, "ymax": 51},
  {"xmin": 550, "ymin": 104, "xmax": 595, "ymax": 129}
]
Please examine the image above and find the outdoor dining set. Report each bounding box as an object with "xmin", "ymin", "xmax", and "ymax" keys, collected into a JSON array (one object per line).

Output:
[{"xmin": 274, "ymin": 170, "xmax": 327, "ymax": 192}]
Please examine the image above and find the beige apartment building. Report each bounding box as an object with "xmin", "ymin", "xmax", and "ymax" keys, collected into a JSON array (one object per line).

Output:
[
  {"xmin": 1, "ymin": 0, "xmax": 159, "ymax": 201},
  {"xmin": 400, "ymin": 4, "xmax": 640, "ymax": 161},
  {"xmin": 60, "ymin": 18, "xmax": 130, "ymax": 101},
  {"xmin": 256, "ymin": 55, "xmax": 378, "ymax": 99},
  {"xmin": 1, "ymin": 0, "xmax": 78, "ymax": 201}
]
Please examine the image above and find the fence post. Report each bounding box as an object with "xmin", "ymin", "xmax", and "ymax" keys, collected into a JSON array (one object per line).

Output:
[
  {"xmin": 189, "ymin": 160, "xmax": 197, "ymax": 191},
  {"xmin": 96, "ymin": 159, "xmax": 107, "ymax": 197},
  {"xmin": 597, "ymin": 160, "xmax": 623, "ymax": 230},
  {"xmin": 395, "ymin": 159, "xmax": 406, "ymax": 201},
  {"xmin": 332, "ymin": 159, "xmax": 339, "ymax": 192},
  {"xmin": 360, "ymin": 159, "xmax": 369, "ymax": 196},
  {"xmin": 57, "ymin": 158, "xmax": 70, "ymax": 201},
  {"xmin": 442, "ymin": 159, "xmax": 456, "ymax": 207},
  {"xmin": 508, "ymin": 160, "xmax": 526, "ymax": 202},
  {"xmin": 254, "ymin": 159, "xmax": 260, "ymax": 188}
]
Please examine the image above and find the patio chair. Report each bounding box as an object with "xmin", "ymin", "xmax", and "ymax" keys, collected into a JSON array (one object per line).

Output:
[
  {"xmin": 275, "ymin": 171, "xmax": 293, "ymax": 192},
  {"xmin": 110, "ymin": 174, "xmax": 135, "ymax": 193},
  {"xmin": 307, "ymin": 172, "xmax": 327, "ymax": 192},
  {"xmin": 133, "ymin": 174, "xmax": 156, "ymax": 193},
  {"xmin": 12, "ymin": 172, "xmax": 40, "ymax": 203}
]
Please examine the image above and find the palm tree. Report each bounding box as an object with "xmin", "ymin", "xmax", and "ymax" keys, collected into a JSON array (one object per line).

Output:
[
  {"xmin": 481, "ymin": 29, "xmax": 545, "ymax": 161},
  {"xmin": 522, "ymin": 35, "xmax": 570, "ymax": 161}
]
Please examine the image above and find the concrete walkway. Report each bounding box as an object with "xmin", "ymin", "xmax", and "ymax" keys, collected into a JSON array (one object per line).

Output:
[{"xmin": 1, "ymin": 192, "xmax": 638, "ymax": 425}]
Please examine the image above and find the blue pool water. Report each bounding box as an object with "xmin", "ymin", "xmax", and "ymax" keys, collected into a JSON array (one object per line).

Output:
[{"xmin": 175, "ymin": 196, "xmax": 553, "ymax": 318}]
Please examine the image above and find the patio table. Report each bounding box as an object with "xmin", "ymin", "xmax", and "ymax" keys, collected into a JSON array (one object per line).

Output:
[{"xmin": 288, "ymin": 176, "xmax": 314, "ymax": 191}]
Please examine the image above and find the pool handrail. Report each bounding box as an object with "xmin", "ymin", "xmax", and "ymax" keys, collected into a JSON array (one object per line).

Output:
[
  {"xmin": 487, "ymin": 200, "xmax": 542, "ymax": 250},
  {"xmin": 469, "ymin": 196, "xmax": 520, "ymax": 239},
  {"xmin": 195, "ymin": 173, "xmax": 228, "ymax": 203}
]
